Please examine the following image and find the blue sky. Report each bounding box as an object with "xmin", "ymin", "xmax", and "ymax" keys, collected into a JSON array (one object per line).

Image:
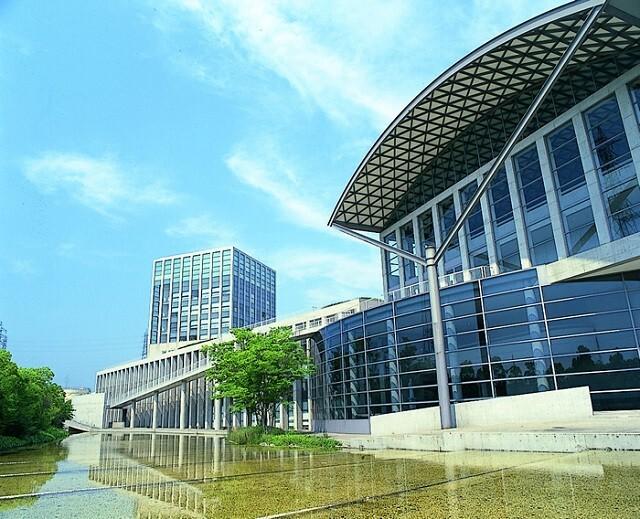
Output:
[{"xmin": 0, "ymin": 0, "xmax": 562, "ymax": 387}]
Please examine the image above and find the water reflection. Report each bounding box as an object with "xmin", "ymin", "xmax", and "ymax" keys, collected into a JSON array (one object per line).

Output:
[{"xmin": 1, "ymin": 433, "xmax": 639, "ymax": 518}]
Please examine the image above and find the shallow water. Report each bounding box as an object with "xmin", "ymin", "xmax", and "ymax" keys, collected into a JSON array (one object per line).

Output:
[{"xmin": 0, "ymin": 433, "xmax": 638, "ymax": 518}]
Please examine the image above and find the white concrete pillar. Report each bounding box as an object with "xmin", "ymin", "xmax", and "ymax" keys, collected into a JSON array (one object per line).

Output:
[
  {"xmin": 279, "ymin": 403, "xmax": 289, "ymax": 431},
  {"xmin": 505, "ymin": 158, "xmax": 532, "ymax": 268},
  {"xmin": 536, "ymin": 139, "xmax": 569, "ymax": 259},
  {"xmin": 179, "ymin": 382, "xmax": 187, "ymax": 430},
  {"xmin": 293, "ymin": 380, "xmax": 303, "ymax": 431},
  {"xmin": 572, "ymin": 112, "xmax": 612, "ymax": 244},
  {"xmin": 204, "ymin": 380, "xmax": 212, "ymax": 429},
  {"xmin": 479, "ymin": 185, "xmax": 499, "ymax": 272},
  {"xmin": 453, "ymin": 188, "xmax": 471, "ymax": 274},
  {"xmin": 130, "ymin": 402, "xmax": 136, "ymax": 429},
  {"xmin": 152, "ymin": 392, "xmax": 159, "ymax": 430},
  {"xmin": 213, "ymin": 398, "xmax": 222, "ymax": 431}
]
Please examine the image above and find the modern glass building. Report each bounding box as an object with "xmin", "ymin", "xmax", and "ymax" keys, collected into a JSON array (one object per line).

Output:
[
  {"xmin": 322, "ymin": 0, "xmax": 640, "ymax": 425},
  {"xmin": 147, "ymin": 247, "xmax": 276, "ymax": 347}
]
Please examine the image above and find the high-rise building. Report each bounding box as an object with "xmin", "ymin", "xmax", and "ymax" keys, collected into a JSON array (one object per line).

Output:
[
  {"xmin": 0, "ymin": 321, "xmax": 7, "ymax": 350},
  {"xmin": 147, "ymin": 247, "xmax": 275, "ymax": 347}
]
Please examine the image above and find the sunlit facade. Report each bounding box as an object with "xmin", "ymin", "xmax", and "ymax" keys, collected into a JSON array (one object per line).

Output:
[
  {"xmin": 147, "ymin": 247, "xmax": 276, "ymax": 346},
  {"xmin": 322, "ymin": 0, "xmax": 640, "ymax": 427}
]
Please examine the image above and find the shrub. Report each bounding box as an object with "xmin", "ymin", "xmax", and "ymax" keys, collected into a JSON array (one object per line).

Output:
[
  {"xmin": 226, "ymin": 426, "xmax": 340, "ymax": 450},
  {"xmin": 0, "ymin": 427, "xmax": 68, "ymax": 453}
]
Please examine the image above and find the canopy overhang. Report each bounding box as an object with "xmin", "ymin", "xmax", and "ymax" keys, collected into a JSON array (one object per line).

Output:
[{"xmin": 329, "ymin": 0, "xmax": 640, "ymax": 233}]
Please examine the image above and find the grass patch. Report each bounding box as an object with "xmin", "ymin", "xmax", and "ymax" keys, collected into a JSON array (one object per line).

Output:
[
  {"xmin": 227, "ymin": 426, "xmax": 340, "ymax": 450},
  {"xmin": 0, "ymin": 427, "xmax": 68, "ymax": 453}
]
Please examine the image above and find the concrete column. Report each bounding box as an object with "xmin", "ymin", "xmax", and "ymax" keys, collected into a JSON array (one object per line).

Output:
[
  {"xmin": 412, "ymin": 215, "xmax": 426, "ymax": 284},
  {"xmin": 224, "ymin": 398, "xmax": 232, "ymax": 429},
  {"xmin": 505, "ymin": 158, "xmax": 532, "ymax": 268},
  {"xmin": 213, "ymin": 398, "xmax": 222, "ymax": 431},
  {"xmin": 453, "ymin": 188, "xmax": 471, "ymax": 274},
  {"xmin": 179, "ymin": 382, "xmax": 187, "ymax": 430},
  {"xmin": 536, "ymin": 139, "xmax": 569, "ymax": 259},
  {"xmin": 204, "ymin": 380, "xmax": 212, "ymax": 429},
  {"xmin": 306, "ymin": 339, "xmax": 314, "ymax": 431},
  {"xmin": 479, "ymin": 187, "xmax": 499, "ymax": 272},
  {"xmin": 279, "ymin": 403, "xmax": 289, "ymax": 431},
  {"xmin": 152, "ymin": 392, "xmax": 159, "ymax": 430},
  {"xmin": 572, "ymin": 112, "xmax": 612, "ymax": 244},
  {"xmin": 615, "ymin": 86, "xmax": 640, "ymax": 187},
  {"xmin": 431, "ymin": 204, "xmax": 445, "ymax": 277},
  {"xmin": 130, "ymin": 402, "xmax": 136, "ymax": 429},
  {"xmin": 293, "ymin": 380, "xmax": 303, "ymax": 431}
]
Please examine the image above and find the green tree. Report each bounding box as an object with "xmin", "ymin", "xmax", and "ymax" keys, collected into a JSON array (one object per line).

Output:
[
  {"xmin": 0, "ymin": 350, "xmax": 73, "ymax": 438},
  {"xmin": 202, "ymin": 327, "xmax": 315, "ymax": 427}
]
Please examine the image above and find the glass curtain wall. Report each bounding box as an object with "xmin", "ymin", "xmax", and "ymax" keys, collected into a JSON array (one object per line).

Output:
[
  {"xmin": 438, "ymin": 195, "xmax": 463, "ymax": 274},
  {"xmin": 460, "ymin": 180, "xmax": 489, "ymax": 269},
  {"xmin": 383, "ymin": 231, "xmax": 401, "ymax": 291},
  {"xmin": 585, "ymin": 96, "xmax": 640, "ymax": 239},
  {"xmin": 488, "ymin": 167, "xmax": 521, "ymax": 272},
  {"xmin": 312, "ymin": 269, "xmax": 640, "ymax": 418},
  {"xmin": 513, "ymin": 145, "xmax": 558, "ymax": 265},
  {"xmin": 547, "ymin": 122, "xmax": 599, "ymax": 255},
  {"xmin": 400, "ymin": 221, "xmax": 419, "ymax": 286}
]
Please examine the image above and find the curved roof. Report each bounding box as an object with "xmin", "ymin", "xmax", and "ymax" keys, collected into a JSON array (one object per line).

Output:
[{"xmin": 329, "ymin": 0, "xmax": 640, "ymax": 233}]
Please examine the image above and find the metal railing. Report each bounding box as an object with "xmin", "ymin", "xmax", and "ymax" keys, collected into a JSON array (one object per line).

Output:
[
  {"xmin": 385, "ymin": 264, "xmax": 499, "ymax": 302},
  {"xmin": 108, "ymin": 356, "xmax": 211, "ymax": 406}
]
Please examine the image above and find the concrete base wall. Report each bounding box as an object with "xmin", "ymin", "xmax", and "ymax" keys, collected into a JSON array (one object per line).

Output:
[
  {"xmin": 370, "ymin": 387, "xmax": 593, "ymax": 436},
  {"xmin": 314, "ymin": 419, "xmax": 370, "ymax": 434},
  {"xmin": 338, "ymin": 430, "xmax": 640, "ymax": 453},
  {"xmin": 69, "ymin": 392, "xmax": 105, "ymax": 428}
]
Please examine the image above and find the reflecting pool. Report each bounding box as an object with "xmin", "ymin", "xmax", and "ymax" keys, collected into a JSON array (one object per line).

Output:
[{"xmin": 1, "ymin": 433, "xmax": 639, "ymax": 518}]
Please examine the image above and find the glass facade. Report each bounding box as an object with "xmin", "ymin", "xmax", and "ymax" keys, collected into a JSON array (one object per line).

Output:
[
  {"xmin": 148, "ymin": 247, "xmax": 276, "ymax": 345},
  {"xmin": 488, "ymin": 167, "xmax": 521, "ymax": 272},
  {"xmin": 546, "ymin": 122, "xmax": 599, "ymax": 254},
  {"xmin": 380, "ymin": 76, "xmax": 640, "ymax": 298},
  {"xmin": 585, "ymin": 96, "xmax": 640, "ymax": 239},
  {"xmin": 438, "ymin": 195, "xmax": 462, "ymax": 274},
  {"xmin": 513, "ymin": 144, "xmax": 558, "ymax": 266},
  {"xmin": 460, "ymin": 180, "xmax": 489, "ymax": 268},
  {"xmin": 311, "ymin": 269, "xmax": 640, "ymax": 419}
]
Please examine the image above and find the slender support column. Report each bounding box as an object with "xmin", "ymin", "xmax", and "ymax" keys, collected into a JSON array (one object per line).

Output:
[
  {"xmin": 213, "ymin": 398, "xmax": 222, "ymax": 430},
  {"xmin": 427, "ymin": 246, "xmax": 453, "ymax": 429},
  {"xmin": 152, "ymin": 392, "xmax": 159, "ymax": 430},
  {"xmin": 130, "ymin": 402, "xmax": 136, "ymax": 429},
  {"xmin": 293, "ymin": 380, "xmax": 303, "ymax": 431},
  {"xmin": 204, "ymin": 380, "xmax": 212, "ymax": 429},
  {"xmin": 279, "ymin": 403, "xmax": 289, "ymax": 431},
  {"xmin": 179, "ymin": 382, "xmax": 187, "ymax": 430}
]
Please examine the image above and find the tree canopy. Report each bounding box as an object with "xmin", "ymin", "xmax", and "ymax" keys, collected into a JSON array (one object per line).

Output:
[
  {"xmin": 202, "ymin": 327, "xmax": 314, "ymax": 426},
  {"xmin": 0, "ymin": 350, "xmax": 73, "ymax": 438}
]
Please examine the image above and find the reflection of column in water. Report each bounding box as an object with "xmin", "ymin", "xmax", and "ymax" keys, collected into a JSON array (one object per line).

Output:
[
  {"xmin": 151, "ymin": 433, "xmax": 157, "ymax": 459},
  {"xmin": 213, "ymin": 436, "xmax": 221, "ymax": 474},
  {"xmin": 444, "ymin": 454, "xmax": 461, "ymax": 519},
  {"xmin": 525, "ymin": 288, "xmax": 550, "ymax": 392},
  {"xmin": 178, "ymin": 434, "xmax": 185, "ymax": 468}
]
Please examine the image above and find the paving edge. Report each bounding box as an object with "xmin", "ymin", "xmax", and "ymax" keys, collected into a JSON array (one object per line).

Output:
[{"xmin": 335, "ymin": 431, "xmax": 640, "ymax": 453}]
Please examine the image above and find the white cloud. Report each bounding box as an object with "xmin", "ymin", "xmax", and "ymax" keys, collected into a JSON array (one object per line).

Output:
[
  {"xmin": 271, "ymin": 247, "xmax": 382, "ymax": 308},
  {"xmin": 24, "ymin": 152, "xmax": 178, "ymax": 217},
  {"xmin": 160, "ymin": 0, "xmax": 405, "ymax": 126},
  {"xmin": 225, "ymin": 143, "xmax": 329, "ymax": 232},
  {"xmin": 165, "ymin": 214, "xmax": 235, "ymax": 247}
]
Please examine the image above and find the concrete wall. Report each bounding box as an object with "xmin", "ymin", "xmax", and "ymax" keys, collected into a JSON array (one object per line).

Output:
[
  {"xmin": 370, "ymin": 406, "xmax": 441, "ymax": 436},
  {"xmin": 70, "ymin": 392, "xmax": 105, "ymax": 428},
  {"xmin": 370, "ymin": 387, "xmax": 593, "ymax": 436},
  {"xmin": 314, "ymin": 419, "xmax": 370, "ymax": 434}
]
